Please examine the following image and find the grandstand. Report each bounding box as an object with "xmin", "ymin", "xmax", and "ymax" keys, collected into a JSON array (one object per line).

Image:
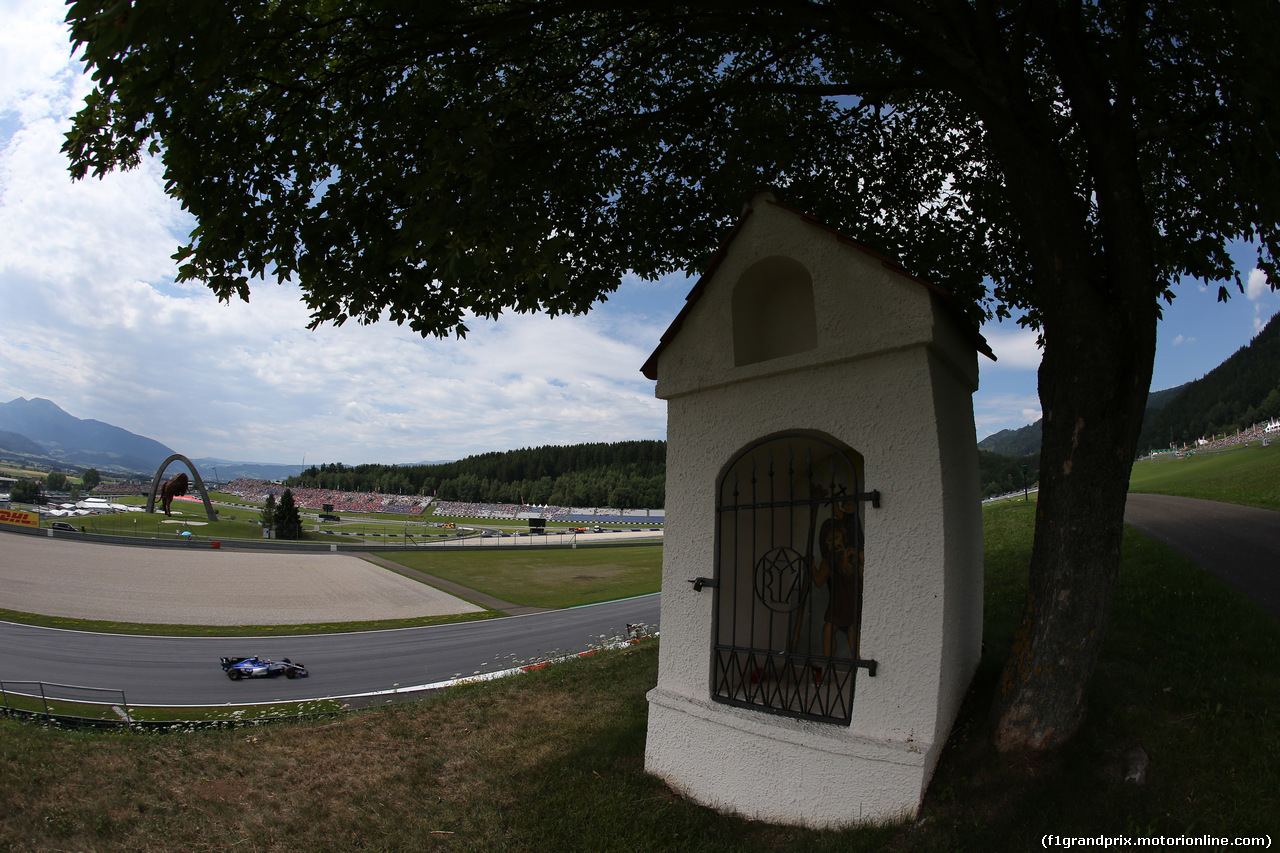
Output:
[
  {"xmin": 223, "ymin": 479, "xmax": 433, "ymax": 515},
  {"xmin": 220, "ymin": 480, "xmax": 665, "ymax": 523},
  {"xmin": 434, "ymin": 501, "xmax": 664, "ymax": 524}
]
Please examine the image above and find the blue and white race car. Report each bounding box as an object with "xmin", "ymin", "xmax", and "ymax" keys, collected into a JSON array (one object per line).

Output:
[{"xmin": 220, "ymin": 655, "xmax": 308, "ymax": 680}]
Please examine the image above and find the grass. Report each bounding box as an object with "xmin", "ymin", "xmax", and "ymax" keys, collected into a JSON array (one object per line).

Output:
[
  {"xmin": 1129, "ymin": 439, "xmax": 1280, "ymax": 510},
  {"xmin": 2, "ymin": 500, "xmax": 1276, "ymax": 851},
  {"xmin": 379, "ymin": 545, "xmax": 663, "ymax": 609},
  {"xmin": 910, "ymin": 502, "xmax": 1279, "ymax": 848},
  {"xmin": 65, "ymin": 501, "xmax": 270, "ymax": 542},
  {"xmin": 0, "ymin": 693, "xmax": 345, "ymax": 725}
]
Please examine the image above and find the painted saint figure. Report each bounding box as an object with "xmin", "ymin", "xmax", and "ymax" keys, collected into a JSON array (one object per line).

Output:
[{"xmin": 813, "ymin": 491, "xmax": 864, "ymax": 661}]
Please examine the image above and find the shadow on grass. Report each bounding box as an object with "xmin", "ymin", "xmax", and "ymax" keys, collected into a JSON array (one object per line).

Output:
[{"xmin": 903, "ymin": 506, "xmax": 1280, "ymax": 849}]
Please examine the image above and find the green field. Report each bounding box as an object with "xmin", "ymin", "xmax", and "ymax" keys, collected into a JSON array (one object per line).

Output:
[
  {"xmin": 31, "ymin": 493, "xmax": 468, "ymax": 545},
  {"xmin": 378, "ymin": 545, "xmax": 662, "ymax": 609},
  {"xmin": 1129, "ymin": 440, "xmax": 1280, "ymax": 510}
]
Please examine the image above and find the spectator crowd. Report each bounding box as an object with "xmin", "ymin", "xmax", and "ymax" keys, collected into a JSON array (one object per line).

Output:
[{"xmin": 222, "ymin": 479, "xmax": 433, "ymax": 515}]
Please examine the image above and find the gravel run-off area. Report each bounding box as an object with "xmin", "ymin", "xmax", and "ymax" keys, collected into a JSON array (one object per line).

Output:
[{"xmin": 0, "ymin": 534, "xmax": 482, "ymax": 625}]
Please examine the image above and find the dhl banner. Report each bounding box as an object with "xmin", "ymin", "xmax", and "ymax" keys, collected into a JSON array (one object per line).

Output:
[{"xmin": 0, "ymin": 508, "xmax": 39, "ymax": 528}]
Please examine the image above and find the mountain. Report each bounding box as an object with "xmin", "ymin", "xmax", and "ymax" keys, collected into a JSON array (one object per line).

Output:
[
  {"xmin": 0, "ymin": 397, "xmax": 176, "ymax": 476},
  {"xmin": 1138, "ymin": 313, "xmax": 1280, "ymax": 451},
  {"xmin": 978, "ymin": 420, "xmax": 1043, "ymax": 456},
  {"xmin": 0, "ymin": 398, "xmax": 436, "ymax": 483},
  {"xmin": 1144, "ymin": 383, "xmax": 1190, "ymax": 411},
  {"xmin": 0, "ymin": 428, "xmax": 47, "ymax": 457}
]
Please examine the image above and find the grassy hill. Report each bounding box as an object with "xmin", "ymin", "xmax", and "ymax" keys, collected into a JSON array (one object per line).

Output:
[{"xmin": 1129, "ymin": 440, "xmax": 1280, "ymax": 510}]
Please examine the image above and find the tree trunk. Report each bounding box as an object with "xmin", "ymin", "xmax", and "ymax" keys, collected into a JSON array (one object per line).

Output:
[{"xmin": 991, "ymin": 265, "xmax": 1159, "ymax": 750}]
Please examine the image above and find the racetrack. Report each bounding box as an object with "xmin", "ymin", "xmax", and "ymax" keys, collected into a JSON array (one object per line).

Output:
[
  {"xmin": 0, "ymin": 533, "xmax": 483, "ymax": 624},
  {"xmin": 0, "ymin": 595, "xmax": 661, "ymax": 705}
]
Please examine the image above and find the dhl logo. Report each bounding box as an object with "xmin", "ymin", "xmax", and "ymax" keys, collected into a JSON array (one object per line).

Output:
[{"xmin": 0, "ymin": 508, "xmax": 39, "ymax": 527}]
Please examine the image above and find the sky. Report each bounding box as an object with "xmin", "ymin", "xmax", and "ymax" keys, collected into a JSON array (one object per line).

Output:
[{"xmin": 1, "ymin": 0, "xmax": 1276, "ymax": 466}]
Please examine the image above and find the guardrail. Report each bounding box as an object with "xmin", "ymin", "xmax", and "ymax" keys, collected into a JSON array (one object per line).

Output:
[
  {"xmin": 0, "ymin": 680, "xmax": 349, "ymax": 731},
  {"xmin": 0, "ymin": 680, "xmax": 131, "ymax": 726}
]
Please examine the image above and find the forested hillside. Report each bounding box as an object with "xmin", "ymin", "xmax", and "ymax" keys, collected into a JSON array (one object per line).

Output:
[
  {"xmin": 978, "ymin": 421, "xmax": 1043, "ymax": 457},
  {"xmin": 286, "ymin": 440, "xmax": 666, "ymax": 508},
  {"xmin": 979, "ymin": 450, "xmax": 1040, "ymax": 499},
  {"xmin": 1138, "ymin": 313, "xmax": 1280, "ymax": 451}
]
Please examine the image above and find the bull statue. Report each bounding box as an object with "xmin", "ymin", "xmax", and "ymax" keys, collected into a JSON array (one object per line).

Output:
[{"xmin": 159, "ymin": 472, "xmax": 190, "ymax": 516}]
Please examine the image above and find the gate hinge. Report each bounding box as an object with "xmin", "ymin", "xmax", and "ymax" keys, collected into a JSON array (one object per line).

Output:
[
  {"xmin": 688, "ymin": 577, "xmax": 718, "ymax": 592},
  {"xmin": 856, "ymin": 490, "xmax": 881, "ymax": 508}
]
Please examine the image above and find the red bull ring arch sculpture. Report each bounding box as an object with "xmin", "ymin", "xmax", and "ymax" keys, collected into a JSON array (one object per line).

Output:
[{"xmin": 144, "ymin": 454, "xmax": 219, "ymax": 523}]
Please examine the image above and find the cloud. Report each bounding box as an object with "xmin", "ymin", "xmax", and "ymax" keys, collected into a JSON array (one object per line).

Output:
[
  {"xmin": 979, "ymin": 322, "xmax": 1042, "ymax": 370},
  {"xmin": 1246, "ymin": 268, "xmax": 1269, "ymax": 301},
  {"xmin": 0, "ymin": 7, "xmax": 668, "ymax": 465},
  {"xmin": 0, "ymin": 0, "xmax": 78, "ymax": 123},
  {"xmin": 1172, "ymin": 334, "xmax": 1194, "ymax": 346},
  {"xmin": 1245, "ymin": 269, "xmax": 1276, "ymax": 332},
  {"xmin": 973, "ymin": 392, "xmax": 1042, "ymax": 441}
]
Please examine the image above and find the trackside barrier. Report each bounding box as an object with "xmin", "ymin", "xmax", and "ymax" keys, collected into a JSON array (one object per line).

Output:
[
  {"xmin": 1, "ymin": 680, "xmax": 131, "ymax": 725},
  {"xmin": 0, "ymin": 680, "xmax": 345, "ymax": 731}
]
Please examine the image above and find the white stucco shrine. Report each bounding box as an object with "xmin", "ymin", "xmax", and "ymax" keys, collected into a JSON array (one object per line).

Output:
[{"xmin": 640, "ymin": 190, "xmax": 994, "ymax": 827}]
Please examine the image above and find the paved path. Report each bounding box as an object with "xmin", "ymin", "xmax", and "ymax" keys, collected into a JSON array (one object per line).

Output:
[
  {"xmin": 1124, "ymin": 493, "xmax": 1280, "ymax": 623},
  {"xmin": 0, "ymin": 533, "xmax": 483, "ymax": 625}
]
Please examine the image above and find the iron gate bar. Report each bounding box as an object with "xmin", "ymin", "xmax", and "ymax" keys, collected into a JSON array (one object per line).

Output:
[
  {"xmin": 711, "ymin": 434, "xmax": 879, "ymax": 726},
  {"xmin": 716, "ymin": 492, "xmax": 881, "ymax": 513}
]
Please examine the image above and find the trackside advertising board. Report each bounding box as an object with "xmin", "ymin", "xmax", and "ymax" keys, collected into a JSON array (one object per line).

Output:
[{"xmin": 0, "ymin": 508, "xmax": 39, "ymax": 528}]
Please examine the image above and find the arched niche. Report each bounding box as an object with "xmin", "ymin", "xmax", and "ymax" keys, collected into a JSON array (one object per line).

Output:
[
  {"xmin": 732, "ymin": 255, "xmax": 818, "ymax": 367},
  {"xmin": 145, "ymin": 454, "xmax": 219, "ymax": 523}
]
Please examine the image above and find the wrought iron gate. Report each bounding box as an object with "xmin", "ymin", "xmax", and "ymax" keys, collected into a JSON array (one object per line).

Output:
[{"xmin": 710, "ymin": 433, "xmax": 878, "ymax": 725}]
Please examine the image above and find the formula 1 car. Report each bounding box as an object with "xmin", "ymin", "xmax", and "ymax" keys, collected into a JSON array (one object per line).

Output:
[{"xmin": 220, "ymin": 656, "xmax": 308, "ymax": 680}]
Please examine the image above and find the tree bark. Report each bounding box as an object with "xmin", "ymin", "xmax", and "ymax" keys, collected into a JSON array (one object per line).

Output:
[{"xmin": 991, "ymin": 287, "xmax": 1157, "ymax": 750}]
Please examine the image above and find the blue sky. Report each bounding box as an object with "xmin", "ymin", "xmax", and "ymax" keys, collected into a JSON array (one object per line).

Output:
[{"xmin": 1, "ymin": 0, "xmax": 1275, "ymax": 465}]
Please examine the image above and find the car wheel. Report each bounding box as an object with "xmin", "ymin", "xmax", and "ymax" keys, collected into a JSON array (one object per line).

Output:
[{"xmin": 227, "ymin": 669, "xmax": 241, "ymax": 680}]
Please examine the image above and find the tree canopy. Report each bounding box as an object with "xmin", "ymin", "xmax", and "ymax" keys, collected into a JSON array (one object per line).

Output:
[
  {"xmin": 63, "ymin": 0, "xmax": 1279, "ymax": 751},
  {"xmin": 260, "ymin": 492, "xmax": 276, "ymax": 529},
  {"xmin": 273, "ymin": 488, "xmax": 302, "ymax": 539},
  {"xmin": 288, "ymin": 440, "xmax": 666, "ymax": 507},
  {"xmin": 11, "ymin": 479, "xmax": 42, "ymax": 505}
]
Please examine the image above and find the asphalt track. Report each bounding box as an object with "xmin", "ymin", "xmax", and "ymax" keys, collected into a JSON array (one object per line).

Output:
[
  {"xmin": 0, "ymin": 594, "xmax": 661, "ymax": 706},
  {"xmin": 1123, "ymin": 493, "xmax": 1280, "ymax": 623}
]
